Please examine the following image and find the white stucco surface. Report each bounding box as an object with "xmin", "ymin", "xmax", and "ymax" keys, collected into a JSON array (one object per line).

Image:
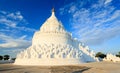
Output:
[
  {"xmin": 14, "ymin": 9, "xmax": 98, "ymax": 65},
  {"xmin": 103, "ymin": 54, "xmax": 120, "ymax": 62}
]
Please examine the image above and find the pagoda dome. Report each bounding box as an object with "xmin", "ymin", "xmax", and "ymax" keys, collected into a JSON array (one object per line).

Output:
[{"xmin": 40, "ymin": 9, "xmax": 65, "ymax": 33}]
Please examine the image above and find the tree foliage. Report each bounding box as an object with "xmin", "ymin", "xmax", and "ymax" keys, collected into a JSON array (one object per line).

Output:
[
  {"xmin": 0, "ymin": 55, "xmax": 3, "ymax": 60},
  {"xmin": 95, "ymin": 52, "xmax": 106, "ymax": 58},
  {"xmin": 4, "ymin": 55, "xmax": 10, "ymax": 60},
  {"xmin": 11, "ymin": 58, "xmax": 16, "ymax": 61},
  {"xmin": 116, "ymin": 52, "xmax": 120, "ymax": 57}
]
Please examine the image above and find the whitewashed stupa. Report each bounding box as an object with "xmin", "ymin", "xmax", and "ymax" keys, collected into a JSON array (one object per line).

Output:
[
  {"xmin": 103, "ymin": 54, "xmax": 120, "ymax": 62},
  {"xmin": 14, "ymin": 9, "xmax": 98, "ymax": 66}
]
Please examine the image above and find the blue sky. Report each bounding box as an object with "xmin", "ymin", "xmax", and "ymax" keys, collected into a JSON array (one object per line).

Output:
[{"xmin": 0, "ymin": 0, "xmax": 120, "ymax": 57}]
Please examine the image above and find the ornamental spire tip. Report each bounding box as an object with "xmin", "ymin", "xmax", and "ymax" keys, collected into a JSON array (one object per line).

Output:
[{"xmin": 52, "ymin": 8, "xmax": 55, "ymax": 13}]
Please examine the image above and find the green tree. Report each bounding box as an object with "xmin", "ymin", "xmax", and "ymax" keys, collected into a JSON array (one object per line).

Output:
[
  {"xmin": 4, "ymin": 55, "xmax": 10, "ymax": 60},
  {"xmin": 116, "ymin": 52, "xmax": 120, "ymax": 57},
  {"xmin": 95, "ymin": 52, "xmax": 106, "ymax": 58},
  {"xmin": 0, "ymin": 55, "xmax": 3, "ymax": 60},
  {"xmin": 11, "ymin": 58, "xmax": 16, "ymax": 61}
]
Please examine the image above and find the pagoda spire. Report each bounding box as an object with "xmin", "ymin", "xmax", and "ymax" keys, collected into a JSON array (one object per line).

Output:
[
  {"xmin": 52, "ymin": 8, "xmax": 55, "ymax": 12},
  {"xmin": 51, "ymin": 8, "xmax": 55, "ymax": 16}
]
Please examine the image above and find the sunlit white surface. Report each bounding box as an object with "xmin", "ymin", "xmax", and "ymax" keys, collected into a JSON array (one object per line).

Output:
[
  {"xmin": 14, "ymin": 9, "xmax": 98, "ymax": 65},
  {"xmin": 103, "ymin": 54, "xmax": 120, "ymax": 62}
]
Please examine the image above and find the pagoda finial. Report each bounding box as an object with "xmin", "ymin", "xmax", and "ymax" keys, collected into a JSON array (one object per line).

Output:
[{"xmin": 52, "ymin": 8, "xmax": 55, "ymax": 12}]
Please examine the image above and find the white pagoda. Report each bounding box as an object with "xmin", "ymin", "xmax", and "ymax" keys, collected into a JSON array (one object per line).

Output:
[{"xmin": 14, "ymin": 9, "xmax": 98, "ymax": 66}]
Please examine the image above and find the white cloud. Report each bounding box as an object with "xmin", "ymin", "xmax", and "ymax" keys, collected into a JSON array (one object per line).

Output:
[
  {"xmin": 0, "ymin": 11, "xmax": 35, "ymax": 50},
  {"xmin": 0, "ymin": 11, "xmax": 33, "ymax": 57},
  {"xmin": 80, "ymin": 26, "xmax": 120, "ymax": 45},
  {"xmin": 19, "ymin": 35, "xmax": 27, "ymax": 39},
  {"xmin": 104, "ymin": 0, "xmax": 112, "ymax": 4},
  {"xmin": 0, "ymin": 33, "xmax": 31, "ymax": 49},
  {"xmin": 0, "ymin": 11, "xmax": 7, "ymax": 14},
  {"xmin": 60, "ymin": 0, "xmax": 120, "ymax": 45},
  {"xmin": 0, "ymin": 11, "xmax": 36, "ymax": 32},
  {"xmin": 68, "ymin": 5, "xmax": 77, "ymax": 13},
  {"xmin": 15, "ymin": 26, "xmax": 36, "ymax": 32},
  {"xmin": 0, "ymin": 18, "xmax": 16, "ymax": 27},
  {"xmin": 7, "ymin": 11, "xmax": 23, "ymax": 20}
]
